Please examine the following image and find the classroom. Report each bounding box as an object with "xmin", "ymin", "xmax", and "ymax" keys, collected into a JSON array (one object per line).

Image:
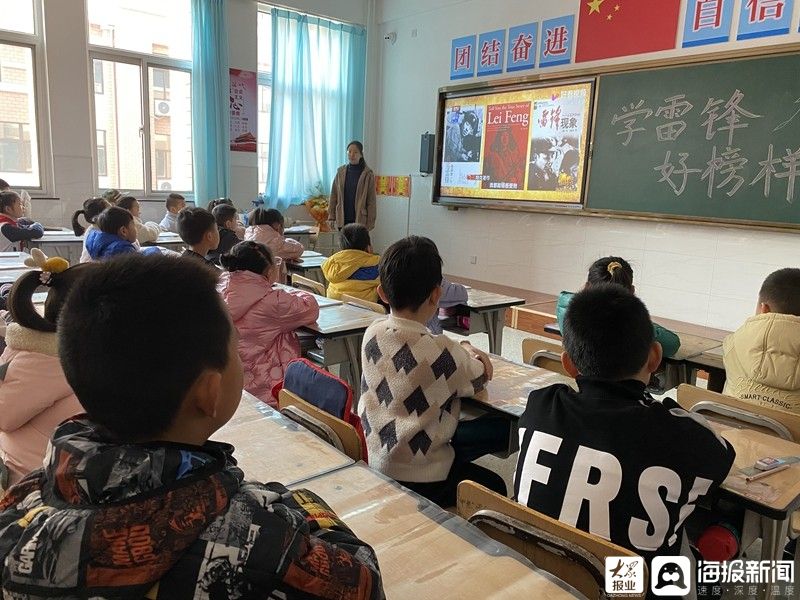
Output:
[{"xmin": 0, "ymin": 1, "xmax": 799, "ymax": 599}]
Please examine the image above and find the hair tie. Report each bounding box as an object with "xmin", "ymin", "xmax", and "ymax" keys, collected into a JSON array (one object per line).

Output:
[
  {"xmin": 25, "ymin": 248, "xmax": 70, "ymax": 286},
  {"xmin": 607, "ymin": 261, "xmax": 622, "ymax": 275}
]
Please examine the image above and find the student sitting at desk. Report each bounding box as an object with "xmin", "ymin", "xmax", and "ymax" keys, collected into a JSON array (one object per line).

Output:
[
  {"xmin": 245, "ymin": 208, "xmax": 303, "ymax": 283},
  {"xmin": 0, "ymin": 254, "xmax": 384, "ymax": 599},
  {"xmin": 359, "ymin": 236, "xmax": 508, "ymax": 507},
  {"xmin": 72, "ymin": 197, "xmax": 112, "ymax": 263},
  {"xmin": 177, "ymin": 207, "xmax": 220, "ymax": 264},
  {"xmin": 116, "ymin": 195, "xmax": 161, "ymax": 244},
  {"xmin": 557, "ymin": 256, "xmax": 681, "ymax": 358},
  {"xmin": 218, "ymin": 241, "xmax": 319, "ymax": 405},
  {"xmin": 0, "ymin": 252, "xmax": 87, "ymax": 486},
  {"xmin": 0, "ymin": 191, "xmax": 43, "ymax": 252},
  {"xmin": 159, "ymin": 192, "xmax": 186, "ymax": 233},
  {"xmin": 208, "ymin": 197, "xmax": 246, "ymax": 238},
  {"xmin": 208, "ymin": 203, "xmax": 242, "ymax": 264},
  {"xmin": 85, "ymin": 206, "xmax": 140, "ymax": 260},
  {"xmin": 515, "ymin": 284, "xmax": 735, "ymax": 561},
  {"xmin": 724, "ymin": 267, "xmax": 800, "ymax": 414},
  {"xmin": 322, "ymin": 223, "xmax": 380, "ymax": 302}
]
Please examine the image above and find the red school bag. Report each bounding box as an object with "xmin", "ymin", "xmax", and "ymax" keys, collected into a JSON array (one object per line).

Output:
[{"xmin": 271, "ymin": 358, "xmax": 368, "ymax": 462}]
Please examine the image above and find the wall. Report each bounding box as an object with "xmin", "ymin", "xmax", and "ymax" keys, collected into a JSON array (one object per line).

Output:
[{"xmin": 372, "ymin": 0, "xmax": 800, "ymax": 331}]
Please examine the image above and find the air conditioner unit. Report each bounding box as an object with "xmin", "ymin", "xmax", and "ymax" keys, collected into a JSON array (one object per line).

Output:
[
  {"xmin": 159, "ymin": 180, "xmax": 173, "ymax": 191},
  {"xmin": 154, "ymin": 100, "xmax": 171, "ymax": 117}
]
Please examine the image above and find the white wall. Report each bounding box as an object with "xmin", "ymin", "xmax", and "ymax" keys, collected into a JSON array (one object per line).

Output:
[{"xmin": 371, "ymin": 0, "xmax": 800, "ymax": 331}]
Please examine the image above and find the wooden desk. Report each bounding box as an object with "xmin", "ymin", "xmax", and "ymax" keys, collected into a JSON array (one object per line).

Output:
[
  {"xmin": 301, "ymin": 304, "xmax": 384, "ymax": 386},
  {"xmin": 293, "ymin": 463, "xmax": 580, "ymax": 600},
  {"xmin": 273, "ymin": 283, "xmax": 341, "ymax": 307},
  {"xmin": 28, "ymin": 231, "xmax": 184, "ymax": 263},
  {"xmin": 0, "ymin": 252, "xmax": 30, "ymax": 270},
  {"xmin": 301, "ymin": 250, "xmax": 322, "ymax": 258},
  {"xmin": 684, "ymin": 345, "xmax": 726, "ymax": 392},
  {"xmin": 287, "ymin": 255, "xmax": 326, "ymax": 285},
  {"xmin": 0, "ymin": 268, "xmax": 32, "ymax": 285},
  {"xmin": 444, "ymin": 288, "xmax": 525, "ymax": 355},
  {"xmin": 469, "ymin": 356, "xmax": 575, "ymax": 418},
  {"xmin": 211, "ymin": 391, "xmax": 353, "ymax": 486}
]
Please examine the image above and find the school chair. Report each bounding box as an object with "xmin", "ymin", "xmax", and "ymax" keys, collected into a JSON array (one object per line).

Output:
[
  {"xmin": 291, "ymin": 273, "xmax": 325, "ymax": 296},
  {"xmin": 341, "ymin": 294, "xmax": 387, "ymax": 314},
  {"xmin": 521, "ymin": 337, "xmax": 569, "ymax": 377},
  {"xmin": 676, "ymin": 384, "xmax": 800, "ymax": 442},
  {"xmin": 278, "ymin": 389, "xmax": 363, "ymax": 462},
  {"xmin": 457, "ymin": 480, "xmax": 647, "ymax": 599}
]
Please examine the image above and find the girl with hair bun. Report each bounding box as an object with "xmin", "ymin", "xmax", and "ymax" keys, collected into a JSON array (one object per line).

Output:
[
  {"xmin": 556, "ymin": 256, "xmax": 681, "ymax": 358},
  {"xmin": 72, "ymin": 197, "xmax": 111, "ymax": 262},
  {"xmin": 0, "ymin": 250, "xmax": 92, "ymax": 486},
  {"xmin": 217, "ymin": 241, "xmax": 319, "ymax": 405}
]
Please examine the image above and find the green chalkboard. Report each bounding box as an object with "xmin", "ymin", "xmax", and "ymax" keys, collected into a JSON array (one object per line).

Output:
[{"xmin": 586, "ymin": 52, "xmax": 800, "ymax": 227}]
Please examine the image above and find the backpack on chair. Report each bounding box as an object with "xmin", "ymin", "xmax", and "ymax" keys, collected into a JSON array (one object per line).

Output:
[{"xmin": 272, "ymin": 358, "xmax": 368, "ymax": 462}]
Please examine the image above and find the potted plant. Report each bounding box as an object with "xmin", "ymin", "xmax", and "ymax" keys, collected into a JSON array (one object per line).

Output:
[{"xmin": 304, "ymin": 181, "xmax": 330, "ymax": 232}]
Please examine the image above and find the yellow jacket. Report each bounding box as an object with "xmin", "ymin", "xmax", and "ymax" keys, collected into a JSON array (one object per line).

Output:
[
  {"xmin": 322, "ymin": 249, "xmax": 380, "ymax": 301},
  {"xmin": 723, "ymin": 312, "xmax": 800, "ymax": 414}
]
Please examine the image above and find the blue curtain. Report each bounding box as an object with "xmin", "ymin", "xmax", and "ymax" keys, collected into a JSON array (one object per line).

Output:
[
  {"xmin": 191, "ymin": 0, "xmax": 230, "ymax": 207},
  {"xmin": 267, "ymin": 8, "xmax": 367, "ymax": 211}
]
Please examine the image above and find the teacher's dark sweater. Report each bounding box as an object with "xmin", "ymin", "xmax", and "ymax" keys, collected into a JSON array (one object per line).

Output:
[{"xmin": 343, "ymin": 163, "xmax": 364, "ymax": 225}]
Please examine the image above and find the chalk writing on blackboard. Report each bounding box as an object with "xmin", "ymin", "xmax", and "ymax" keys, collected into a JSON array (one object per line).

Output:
[{"xmin": 700, "ymin": 89, "xmax": 761, "ymax": 146}]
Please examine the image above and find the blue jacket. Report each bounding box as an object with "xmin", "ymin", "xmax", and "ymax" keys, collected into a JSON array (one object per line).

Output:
[
  {"xmin": 85, "ymin": 230, "xmax": 136, "ymax": 260},
  {"xmin": 556, "ymin": 291, "xmax": 681, "ymax": 358}
]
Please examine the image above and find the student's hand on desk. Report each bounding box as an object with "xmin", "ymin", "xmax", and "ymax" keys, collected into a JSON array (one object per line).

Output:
[{"xmin": 461, "ymin": 342, "xmax": 493, "ymax": 380}]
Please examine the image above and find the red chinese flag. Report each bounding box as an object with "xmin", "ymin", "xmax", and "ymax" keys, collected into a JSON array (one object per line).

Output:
[{"xmin": 575, "ymin": 0, "xmax": 680, "ymax": 63}]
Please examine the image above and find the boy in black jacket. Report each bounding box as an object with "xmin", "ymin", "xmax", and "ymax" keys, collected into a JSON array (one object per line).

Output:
[
  {"xmin": 514, "ymin": 283, "xmax": 735, "ymax": 561},
  {"xmin": 209, "ymin": 203, "xmax": 242, "ymax": 263}
]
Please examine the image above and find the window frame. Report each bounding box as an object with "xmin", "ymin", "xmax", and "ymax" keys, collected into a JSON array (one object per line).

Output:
[
  {"xmin": 88, "ymin": 38, "xmax": 192, "ymax": 198},
  {"xmin": 0, "ymin": 0, "xmax": 52, "ymax": 194}
]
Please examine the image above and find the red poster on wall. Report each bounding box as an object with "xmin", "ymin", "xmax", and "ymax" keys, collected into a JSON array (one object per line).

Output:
[{"xmin": 229, "ymin": 69, "xmax": 257, "ymax": 152}]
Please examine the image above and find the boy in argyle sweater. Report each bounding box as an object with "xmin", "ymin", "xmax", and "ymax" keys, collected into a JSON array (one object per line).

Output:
[{"xmin": 359, "ymin": 236, "xmax": 509, "ymax": 507}]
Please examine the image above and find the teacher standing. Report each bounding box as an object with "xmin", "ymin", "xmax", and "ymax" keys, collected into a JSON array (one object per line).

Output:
[{"xmin": 328, "ymin": 141, "xmax": 376, "ymax": 231}]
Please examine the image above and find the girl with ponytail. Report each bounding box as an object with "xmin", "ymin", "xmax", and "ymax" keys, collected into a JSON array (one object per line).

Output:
[
  {"xmin": 556, "ymin": 256, "xmax": 681, "ymax": 358},
  {"xmin": 72, "ymin": 197, "xmax": 111, "ymax": 262},
  {"xmin": 0, "ymin": 250, "xmax": 91, "ymax": 485},
  {"xmin": 217, "ymin": 241, "xmax": 319, "ymax": 405}
]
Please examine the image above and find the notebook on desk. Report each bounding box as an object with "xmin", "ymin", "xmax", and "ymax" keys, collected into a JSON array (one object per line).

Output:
[{"xmin": 285, "ymin": 225, "xmax": 313, "ymax": 234}]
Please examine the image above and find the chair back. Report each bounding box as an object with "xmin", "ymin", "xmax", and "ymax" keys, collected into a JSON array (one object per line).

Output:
[
  {"xmin": 457, "ymin": 481, "xmax": 647, "ymax": 600},
  {"xmin": 521, "ymin": 337, "xmax": 569, "ymax": 376},
  {"xmin": 676, "ymin": 384, "xmax": 800, "ymax": 442},
  {"xmin": 278, "ymin": 389, "xmax": 363, "ymax": 462},
  {"xmin": 291, "ymin": 273, "xmax": 325, "ymax": 296},
  {"xmin": 341, "ymin": 294, "xmax": 386, "ymax": 314}
]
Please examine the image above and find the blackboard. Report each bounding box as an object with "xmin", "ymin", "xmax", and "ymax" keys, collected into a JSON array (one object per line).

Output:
[{"xmin": 586, "ymin": 52, "xmax": 800, "ymax": 227}]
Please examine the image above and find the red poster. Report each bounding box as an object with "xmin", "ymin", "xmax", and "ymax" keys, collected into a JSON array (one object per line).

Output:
[
  {"xmin": 229, "ymin": 69, "xmax": 257, "ymax": 152},
  {"xmin": 481, "ymin": 102, "xmax": 531, "ymax": 191},
  {"xmin": 575, "ymin": 0, "xmax": 680, "ymax": 63}
]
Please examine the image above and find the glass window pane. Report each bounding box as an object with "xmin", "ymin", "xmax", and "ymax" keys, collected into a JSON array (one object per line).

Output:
[
  {"xmin": 148, "ymin": 67, "xmax": 192, "ymax": 192},
  {"xmin": 87, "ymin": 0, "xmax": 191, "ymax": 60},
  {"xmin": 257, "ymin": 11, "xmax": 272, "ymax": 75},
  {"xmin": 0, "ymin": 0, "xmax": 35, "ymax": 35},
  {"xmin": 0, "ymin": 43, "xmax": 39, "ymax": 186},
  {"xmin": 257, "ymin": 85, "xmax": 270, "ymax": 192},
  {"xmin": 92, "ymin": 59, "xmax": 143, "ymax": 190}
]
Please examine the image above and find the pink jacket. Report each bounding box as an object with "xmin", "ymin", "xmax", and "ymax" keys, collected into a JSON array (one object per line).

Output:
[
  {"xmin": 218, "ymin": 270, "xmax": 319, "ymax": 406},
  {"xmin": 0, "ymin": 324, "xmax": 82, "ymax": 485},
  {"xmin": 244, "ymin": 225, "xmax": 304, "ymax": 284}
]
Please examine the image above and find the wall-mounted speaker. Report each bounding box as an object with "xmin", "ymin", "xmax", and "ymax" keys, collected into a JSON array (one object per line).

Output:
[{"xmin": 420, "ymin": 132, "xmax": 435, "ymax": 174}]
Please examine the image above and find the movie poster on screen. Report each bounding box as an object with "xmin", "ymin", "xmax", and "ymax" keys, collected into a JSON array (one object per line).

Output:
[
  {"xmin": 481, "ymin": 102, "xmax": 530, "ymax": 191},
  {"xmin": 229, "ymin": 69, "xmax": 257, "ymax": 152},
  {"xmin": 440, "ymin": 104, "xmax": 484, "ymax": 189}
]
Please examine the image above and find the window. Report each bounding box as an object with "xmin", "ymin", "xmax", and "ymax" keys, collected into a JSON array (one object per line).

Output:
[
  {"xmin": 96, "ymin": 130, "xmax": 107, "ymax": 177},
  {"xmin": 257, "ymin": 9, "xmax": 272, "ymax": 192},
  {"xmin": 0, "ymin": 0, "xmax": 34, "ymax": 35},
  {"xmin": 93, "ymin": 60, "xmax": 104, "ymax": 94},
  {"xmin": 0, "ymin": 41, "xmax": 41, "ymax": 187},
  {"xmin": 88, "ymin": 1, "xmax": 192, "ymax": 195}
]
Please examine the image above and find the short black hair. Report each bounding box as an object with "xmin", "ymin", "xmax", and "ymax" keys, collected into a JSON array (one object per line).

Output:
[
  {"xmin": 208, "ymin": 198, "xmax": 233, "ymax": 212},
  {"xmin": 58, "ymin": 254, "xmax": 231, "ymax": 440},
  {"xmin": 379, "ymin": 236, "xmax": 442, "ymax": 311},
  {"xmin": 562, "ymin": 283, "xmax": 654, "ymax": 380},
  {"xmin": 166, "ymin": 193, "xmax": 185, "ymax": 210},
  {"xmin": 340, "ymin": 223, "xmax": 371, "ymax": 251},
  {"xmin": 759, "ymin": 268, "xmax": 800, "ymax": 316},
  {"xmin": 178, "ymin": 207, "xmax": 216, "ymax": 245},
  {"xmin": 116, "ymin": 195, "xmax": 138, "ymax": 211},
  {"xmin": 0, "ymin": 179, "xmax": 9, "ymax": 190},
  {"xmin": 213, "ymin": 204, "xmax": 238, "ymax": 227},
  {"xmin": 220, "ymin": 240, "xmax": 274, "ymax": 275},
  {"xmin": 96, "ymin": 206, "xmax": 133, "ymax": 234},
  {"xmin": 248, "ymin": 207, "xmax": 283, "ymax": 227},
  {"xmin": 0, "ymin": 190, "xmax": 19, "ymax": 214},
  {"xmin": 587, "ymin": 256, "xmax": 634, "ymax": 291}
]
